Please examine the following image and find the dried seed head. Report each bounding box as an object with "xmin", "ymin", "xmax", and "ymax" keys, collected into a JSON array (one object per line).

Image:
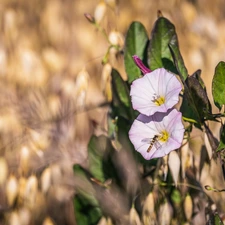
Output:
[
  {"xmin": 75, "ymin": 68, "xmax": 89, "ymax": 108},
  {"xmin": 158, "ymin": 200, "xmax": 173, "ymax": 225},
  {"xmin": 105, "ymin": 0, "xmax": 117, "ymax": 9},
  {"xmin": 97, "ymin": 217, "xmax": 107, "ymax": 225},
  {"xmin": 20, "ymin": 146, "xmax": 30, "ymax": 175},
  {"xmin": 42, "ymin": 217, "xmax": 55, "ymax": 225},
  {"xmin": 18, "ymin": 207, "xmax": 31, "ymax": 225},
  {"xmin": 9, "ymin": 211, "xmax": 21, "ymax": 225},
  {"xmin": 94, "ymin": 1, "xmax": 106, "ymax": 24},
  {"xmin": 0, "ymin": 157, "xmax": 8, "ymax": 185},
  {"xmin": 184, "ymin": 194, "xmax": 193, "ymax": 221},
  {"xmin": 108, "ymin": 31, "xmax": 124, "ymax": 47},
  {"xmin": 162, "ymin": 155, "xmax": 168, "ymax": 181},
  {"xmin": 18, "ymin": 177, "xmax": 27, "ymax": 204},
  {"xmin": 129, "ymin": 207, "xmax": 141, "ymax": 225},
  {"xmin": 168, "ymin": 151, "xmax": 180, "ymax": 186},
  {"xmin": 25, "ymin": 175, "xmax": 38, "ymax": 207},
  {"xmin": 50, "ymin": 164, "xmax": 62, "ymax": 185},
  {"xmin": 142, "ymin": 192, "xmax": 156, "ymax": 224},
  {"xmin": 41, "ymin": 167, "xmax": 51, "ymax": 193},
  {"xmin": 42, "ymin": 48, "xmax": 65, "ymax": 73},
  {"xmin": 181, "ymin": 140, "xmax": 189, "ymax": 179},
  {"xmin": 6, "ymin": 175, "xmax": 18, "ymax": 206},
  {"xmin": 204, "ymin": 132, "xmax": 213, "ymax": 159},
  {"xmin": 101, "ymin": 63, "xmax": 112, "ymax": 101}
]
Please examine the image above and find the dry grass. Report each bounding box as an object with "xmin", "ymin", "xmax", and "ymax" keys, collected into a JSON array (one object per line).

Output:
[{"xmin": 0, "ymin": 0, "xmax": 224, "ymax": 224}]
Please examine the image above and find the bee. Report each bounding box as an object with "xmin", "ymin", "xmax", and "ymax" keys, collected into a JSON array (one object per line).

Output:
[{"xmin": 142, "ymin": 135, "xmax": 161, "ymax": 153}]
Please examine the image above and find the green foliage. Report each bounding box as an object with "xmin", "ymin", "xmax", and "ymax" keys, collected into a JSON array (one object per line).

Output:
[
  {"xmin": 75, "ymin": 11, "xmax": 225, "ymax": 225},
  {"xmin": 181, "ymin": 70, "xmax": 212, "ymax": 127},
  {"xmin": 148, "ymin": 16, "xmax": 178, "ymax": 74},
  {"xmin": 88, "ymin": 135, "xmax": 119, "ymax": 183},
  {"xmin": 124, "ymin": 22, "xmax": 149, "ymax": 83},
  {"xmin": 74, "ymin": 194, "xmax": 102, "ymax": 225},
  {"xmin": 214, "ymin": 213, "xmax": 224, "ymax": 225},
  {"xmin": 217, "ymin": 124, "xmax": 225, "ymax": 152},
  {"xmin": 212, "ymin": 61, "xmax": 225, "ymax": 110},
  {"xmin": 169, "ymin": 42, "xmax": 188, "ymax": 81},
  {"xmin": 111, "ymin": 69, "xmax": 134, "ymax": 120},
  {"xmin": 73, "ymin": 165, "xmax": 102, "ymax": 224},
  {"xmin": 207, "ymin": 213, "xmax": 224, "ymax": 225}
]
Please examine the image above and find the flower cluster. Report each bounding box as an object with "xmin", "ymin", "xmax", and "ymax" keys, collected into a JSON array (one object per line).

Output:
[{"xmin": 129, "ymin": 56, "xmax": 184, "ymax": 160}]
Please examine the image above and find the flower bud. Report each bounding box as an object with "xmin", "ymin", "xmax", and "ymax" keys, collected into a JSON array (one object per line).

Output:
[
  {"xmin": 84, "ymin": 13, "xmax": 95, "ymax": 24},
  {"xmin": 94, "ymin": 2, "xmax": 106, "ymax": 24}
]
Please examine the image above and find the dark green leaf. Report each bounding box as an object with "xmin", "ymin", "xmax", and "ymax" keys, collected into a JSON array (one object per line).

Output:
[
  {"xmin": 186, "ymin": 74, "xmax": 211, "ymax": 116},
  {"xmin": 148, "ymin": 16, "xmax": 178, "ymax": 74},
  {"xmin": 88, "ymin": 135, "xmax": 112, "ymax": 182},
  {"xmin": 212, "ymin": 61, "xmax": 225, "ymax": 110},
  {"xmin": 111, "ymin": 69, "xmax": 134, "ymax": 120},
  {"xmin": 169, "ymin": 43, "xmax": 188, "ymax": 81},
  {"xmin": 217, "ymin": 124, "xmax": 225, "ymax": 152},
  {"xmin": 214, "ymin": 213, "xmax": 224, "ymax": 225},
  {"xmin": 74, "ymin": 194, "xmax": 101, "ymax": 225},
  {"xmin": 111, "ymin": 69, "xmax": 130, "ymax": 108},
  {"xmin": 181, "ymin": 70, "xmax": 212, "ymax": 127},
  {"xmin": 88, "ymin": 135, "xmax": 119, "ymax": 184},
  {"xmin": 124, "ymin": 22, "xmax": 149, "ymax": 83}
]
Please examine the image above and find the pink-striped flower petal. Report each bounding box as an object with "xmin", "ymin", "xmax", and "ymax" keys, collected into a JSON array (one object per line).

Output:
[
  {"xmin": 130, "ymin": 68, "xmax": 182, "ymax": 116},
  {"xmin": 129, "ymin": 108, "xmax": 184, "ymax": 160}
]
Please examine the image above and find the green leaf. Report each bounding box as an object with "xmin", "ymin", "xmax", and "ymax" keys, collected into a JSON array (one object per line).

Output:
[
  {"xmin": 88, "ymin": 135, "xmax": 110, "ymax": 182},
  {"xmin": 169, "ymin": 42, "xmax": 188, "ymax": 81},
  {"xmin": 111, "ymin": 69, "xmax": 134, "ymax": 120},
  {"xmin": 74, "ymin": 194, "xmax": 102, "ymax": 225},
  {"xmin": 111, "ymin": 69, "xmax": 130, "ymax": 108},
  {"xmin": 148, "ymin": 16, "xmax": 178, "ymax": 74},
  {"xmin": 180, "ymin": 70, "xmax": 211, "ymax": 127},
  {"xmin": 124, "ymin": 21, "xmax": 149, "ymax": 83},
  {"xmin": 212, "ymin": 61, "xmax": 225, "ymax": 110},
  {"xmin": 214, "ymin": 213, "xmax": 224, "ymax": 225},
  {"xmin": 88, "ymin": 135, "xmax": 119, "ymax": 184},
  {"xmin": 217, "ymin": 124, "xmax": 225, "ymax": 152}
]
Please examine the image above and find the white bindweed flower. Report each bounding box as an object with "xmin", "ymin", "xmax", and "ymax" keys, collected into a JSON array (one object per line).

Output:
[
  {"xmin": 129, "ymin": 108, "xmax": 184, "ymax": 160},
  {"xmin": 130, "ymin": 68, "xmax": 182, "ymax": 116}
]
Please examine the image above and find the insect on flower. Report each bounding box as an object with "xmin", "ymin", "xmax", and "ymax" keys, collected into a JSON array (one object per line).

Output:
[
  {"xmin": 142, "ymin": 135, "xmax": 161, "ymax": 153},
  {"xmin": 129, "ymin": 109, "xmax": 184, "ymax": 160}
]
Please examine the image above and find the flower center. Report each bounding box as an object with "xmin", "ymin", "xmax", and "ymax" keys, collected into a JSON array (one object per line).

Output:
[
  {"xmin": 152, "ymin": 95, "xmax": 165, "ymax": 106},
  {"xmin": 159, "ymin": 130, "xmax": 169, "ymax": 143}
]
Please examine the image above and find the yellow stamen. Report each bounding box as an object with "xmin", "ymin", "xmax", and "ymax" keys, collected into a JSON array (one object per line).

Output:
[
  {"xmin": 159, "ymin": 130, "xmax": 169, "ymax": 142},
  {"xmin": 152, "ymin": 96, "xmax": 165, "ymax": 106}
]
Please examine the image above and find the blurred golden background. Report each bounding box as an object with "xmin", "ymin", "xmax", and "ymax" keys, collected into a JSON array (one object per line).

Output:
[{"xmin": 0, "ymin": 0, "xmax": 225, "ymax": 224}]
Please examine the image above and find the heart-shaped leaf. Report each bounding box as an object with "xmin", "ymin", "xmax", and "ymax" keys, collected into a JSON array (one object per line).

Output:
[
  {"xmin": 212, "ymin": 61, "xmax": 225, "ymax": 110},
  {"xmin": 124, "ymin": 22, "xmax": 149, "ymax": 83}
]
